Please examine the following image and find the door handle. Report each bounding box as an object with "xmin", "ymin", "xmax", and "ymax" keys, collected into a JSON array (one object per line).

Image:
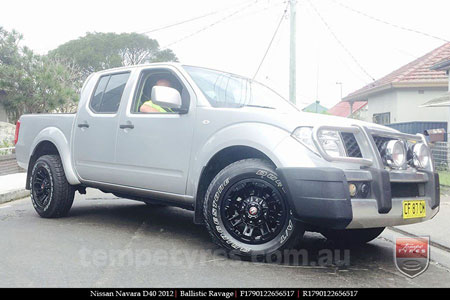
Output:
[
  {"xmin": 78, "ymin": 123, "xmax": 89, "ymax": 128},
  {"xmin": 119, "ymin": 124, "xmax": 134, "ymax": 129}
]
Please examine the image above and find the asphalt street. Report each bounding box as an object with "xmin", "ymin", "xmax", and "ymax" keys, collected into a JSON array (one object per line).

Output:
[{"xmin": 0, "ymin": 189, "xmax": 449, "ymax": 288}]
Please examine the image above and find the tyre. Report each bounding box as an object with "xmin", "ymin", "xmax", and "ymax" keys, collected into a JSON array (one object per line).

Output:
[
  {"xmin": 30, "ymin": 155, "xmax": 75, "ymax": 218},
  {"xmin": 321, "ymin": 227, "xmax": 385, "ymax": 245},
  {"xmin": 203, "ymin": 158, "xmax": 303, "ymax": 258}
]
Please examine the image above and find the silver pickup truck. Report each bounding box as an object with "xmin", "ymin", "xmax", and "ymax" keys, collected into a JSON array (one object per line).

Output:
[{"xmin": 15, "ymin": 63, "xmax": 440, "ymax": 257}]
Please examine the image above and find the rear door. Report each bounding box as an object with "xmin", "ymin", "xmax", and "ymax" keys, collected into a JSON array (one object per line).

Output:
[{"xmin": 73, "ymin": 71, "xmax": 132, "ymax": 182}]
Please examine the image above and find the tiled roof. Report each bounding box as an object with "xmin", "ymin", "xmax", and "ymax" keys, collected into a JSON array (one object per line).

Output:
[
  {"xmin": 327, "ymin": 101, "xmax": 367, "ymax": 117},
  {"xmin": 344, "ymin": 43, "xmax": 450, "ymax": 101}
]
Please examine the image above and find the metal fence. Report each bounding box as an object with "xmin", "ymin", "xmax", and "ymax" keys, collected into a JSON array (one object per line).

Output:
[{"xmin": 431, "ymin": 141, "xmax": 450, "ymax": 170}]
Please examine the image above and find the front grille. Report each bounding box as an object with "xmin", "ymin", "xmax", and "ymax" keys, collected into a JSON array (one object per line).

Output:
[
  {"xmin": 372, "ymin": 135, "xmax": 394, "ymax": 154},
  {"xmin": 341, "ymin": 132, "xmax": 362, "ymax": 157}
]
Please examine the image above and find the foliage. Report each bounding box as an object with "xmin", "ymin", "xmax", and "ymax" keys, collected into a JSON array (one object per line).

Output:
[
  {"xmin": 438, "ymin": 171, "xmax": 450, "ymax": 186},
  {"xmin": 0, "ymin": 139, "xmax": 14, "ymax": 155},
  {"xmin": 0, "ymin": 29, "xmax": 177, "ymax": 124},
  {"xmin": 0, "ymin": 27, "xmax": 79, "ymax": 122},
  {"xmin": 49, "ymin": 32, "xmax": 178, "ymax": 80}
]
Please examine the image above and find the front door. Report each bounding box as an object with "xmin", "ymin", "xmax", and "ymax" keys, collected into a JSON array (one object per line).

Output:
[{"xmin": 115, "ymin": 67, "xmax": 196, "ymax": 195}]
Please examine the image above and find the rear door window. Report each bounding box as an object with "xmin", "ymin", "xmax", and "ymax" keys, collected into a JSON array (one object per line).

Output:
[{"xmin": 90, "ymin": 72, "xmax": 130, "ymax": 114}]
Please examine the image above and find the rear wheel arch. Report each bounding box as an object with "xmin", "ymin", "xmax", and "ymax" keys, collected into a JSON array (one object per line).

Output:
[
  {"xmin": 30, "ymin": 154, "xmax": 75, "ymax": 218},
  {"xmin": 26, "ymin": 141, "xmax": 61, "ymax": 189},
  {"xmin": 193, "ymin": 145, "xmax": 277, "ymax": 224}
]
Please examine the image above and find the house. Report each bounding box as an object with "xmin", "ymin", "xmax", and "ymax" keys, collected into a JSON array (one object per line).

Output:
[
  {"xmin": 327, "ymin": 100, "xmax": 368, "ymax": 120},
  {"xmin": 422, "ymin": 58, "xmax": 450, "ymax": 107},
  {"xmin": 302, "ymin": 101, "xmax": 328, "ymax": 114},
  {"xmin": 342, "ymin": 42, "xmax": 450, "ymax": 133}
]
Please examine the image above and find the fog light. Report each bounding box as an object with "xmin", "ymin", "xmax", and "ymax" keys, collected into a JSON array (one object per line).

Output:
[
  {"xmin": 349, "ymin": 183, "xmax": 357, "ymax": 197},
  {"xmin": 360, "ymin": 183, "xmax": 370, "ymax": 198}
]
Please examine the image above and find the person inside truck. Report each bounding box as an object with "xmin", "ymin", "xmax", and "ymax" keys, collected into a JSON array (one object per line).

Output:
[{"xmin": 139, "ymin": 78, "xmax": 174, "ymax": 113}]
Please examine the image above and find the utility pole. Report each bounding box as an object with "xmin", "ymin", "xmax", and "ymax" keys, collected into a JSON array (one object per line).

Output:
[
  {"xmin": 289, "ymin": 0, "xmax": 297, "ymax": 105},
  {"xmin": 336, "ymin": 82, "xmax": 343, "ymax": 100}
]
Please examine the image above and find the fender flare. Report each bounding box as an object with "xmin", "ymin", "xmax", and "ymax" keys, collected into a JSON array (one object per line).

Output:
[{"xmin": 29, "ymin": 127, "xmax": 80, "ymax": 186}]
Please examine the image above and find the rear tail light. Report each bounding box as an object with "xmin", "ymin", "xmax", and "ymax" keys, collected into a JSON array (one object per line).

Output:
[{"xmin": 14, "ymin": 120, "xmax": 20, "ymax": 145}]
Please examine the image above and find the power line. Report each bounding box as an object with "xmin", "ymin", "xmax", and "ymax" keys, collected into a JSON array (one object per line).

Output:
[
  {"xmin": 330, "ymin": 0, "xmax": 449, "ymax": 43},
  {"xmin": 139, "ymin": 12, "xmax": 222, "ymax": 35},
  {"xmin": 138, "ymin": 0, "xmax": 256, "ymax": 35},
  {"xmin": 161, "ymin": 1, "xmax": 261, "ymax": 49},
  {"xmin": 225, "ymin": 0, "xmax": 287, "ymax": 23},
  {"xmin": 253, "ymin": 2, "xmax": 290, "ymax": 80},
  {"xmin": 306, "ymin": 0, "xmax": 376, "ymax": 81}
]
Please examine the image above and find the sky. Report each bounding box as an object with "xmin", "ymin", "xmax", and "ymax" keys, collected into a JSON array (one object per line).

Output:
[{"xmin": 1, "ymin": 0, "xmax": 449, "ymax": 109}]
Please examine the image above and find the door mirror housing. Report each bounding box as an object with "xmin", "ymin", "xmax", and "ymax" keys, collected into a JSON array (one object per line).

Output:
[{"xmin": 151, "ymin": 86, "xmax": 182, "ymax": 109}]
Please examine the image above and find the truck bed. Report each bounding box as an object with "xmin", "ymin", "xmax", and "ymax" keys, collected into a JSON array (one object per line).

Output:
[{"xmin": 15, "ymin": 114, "xmax": 76, "ymax": 170}]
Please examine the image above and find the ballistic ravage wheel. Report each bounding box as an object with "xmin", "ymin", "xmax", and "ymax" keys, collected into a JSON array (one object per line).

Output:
[
  {"xmin": 203, "ymin": 158, "xmax": 303, "ymax": 257},
  {"xmin": 30, "ymin": 155, "xmax": 75, "ymax": 218},
  {"xmin": 321, "ymin": 227, "xmax": 385, "ymax": 245}
]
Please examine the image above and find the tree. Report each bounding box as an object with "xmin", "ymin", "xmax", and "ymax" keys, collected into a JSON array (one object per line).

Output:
[
  {"xmin": 0, "ymin": 27, "xmax": 22, "ymax": 66},
  {"xmin": 0, "ymin": 27, "xmax": 79, "ymax": 123},
  {"xmin": 49, "ymin": 32, "xmax": 178, "ymax": 80}
]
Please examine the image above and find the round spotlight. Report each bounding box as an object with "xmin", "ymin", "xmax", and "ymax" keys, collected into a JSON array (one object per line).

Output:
[
  {"xmin": 413, "ymin": 143, "xmax": 431, "ymax": 169},
  {"xmin": 385, "ymin": 140, "xmax": 406, "ymax": 168}
]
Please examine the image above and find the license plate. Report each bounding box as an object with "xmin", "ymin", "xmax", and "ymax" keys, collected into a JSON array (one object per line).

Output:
[{"xmin": 402, "ymin": 200, "xmax": 426, "ymax": 219}]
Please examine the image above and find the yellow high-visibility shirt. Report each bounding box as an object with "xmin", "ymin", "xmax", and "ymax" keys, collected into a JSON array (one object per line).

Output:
[{"xmin": 141, "ymin": 100, "xmax": 171, "ymax": 113}]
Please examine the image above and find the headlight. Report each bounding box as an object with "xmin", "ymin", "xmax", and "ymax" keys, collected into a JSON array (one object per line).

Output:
[
  {"xmin": 412, "ymin": 143, "xmax": 431, "ymax": 169},
  {"xmin": 292, "ymin": 127, "xmax": 317, "ymax": 153},
  {"xmin": 317, "ymin": 130, "xmax": 346, "ymax": 158},
  {"xmin": 292, "ymin": 127, "xmax": 346, "ymax": 158},
  {"xmin": 385, "ymin": 140, "xmax": 406, "ymax": 168}
]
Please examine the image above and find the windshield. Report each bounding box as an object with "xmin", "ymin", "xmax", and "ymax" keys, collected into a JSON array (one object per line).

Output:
[{"xmin": 183, "ymin": 65, "xmax": 298, "ymax": 111}]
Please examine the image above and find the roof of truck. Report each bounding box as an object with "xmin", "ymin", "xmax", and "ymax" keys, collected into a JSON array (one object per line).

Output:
[{"xmin": 94, "ymin": 62, "xmax": 182, "ymax": 74}]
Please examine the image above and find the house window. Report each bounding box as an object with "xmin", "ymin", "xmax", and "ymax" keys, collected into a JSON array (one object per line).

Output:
[{"xmin": 373, "ymin": 112, "xmax": 390, "ymax": 125}]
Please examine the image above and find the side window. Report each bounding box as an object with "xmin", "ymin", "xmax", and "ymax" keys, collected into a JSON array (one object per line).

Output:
[
  {"xmin": 131, "ymin": 69, "xmax": 188, "ymax": 114},
  {"xmin": 90, "ymin": 76, "xmax": 109, "ymax": 112},
  {"xmin": 90, "ymin": 72, "xmax": 130, "ymax": 114}
]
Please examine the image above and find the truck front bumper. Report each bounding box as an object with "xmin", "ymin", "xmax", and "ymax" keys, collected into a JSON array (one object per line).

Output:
[{"xmin": 276, "ymin": 167, "xmax": 440, "ymax": 230}]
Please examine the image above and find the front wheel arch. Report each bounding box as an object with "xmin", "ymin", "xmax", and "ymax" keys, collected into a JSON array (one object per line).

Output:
[
  {"xmin": 193, "ymin": 146, "xmax": 276, "ymax": 224},
  {"xmin": 203, "ymin": 158, "xmax": 304, "ymax": 257}
]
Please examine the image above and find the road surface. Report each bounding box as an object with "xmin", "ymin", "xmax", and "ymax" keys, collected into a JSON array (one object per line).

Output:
[{"xmin": 1, "ymin": 189, "xmax": 449, "ymax": 287}]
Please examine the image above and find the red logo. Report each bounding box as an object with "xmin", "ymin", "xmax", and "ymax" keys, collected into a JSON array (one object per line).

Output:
[
  {"xmin": 394, "ymin": 237, "xmax": 429, "ymax": 278},
  {"xmin": 249, "ymin": 207, "xmax": 258, "ymax": 215}
]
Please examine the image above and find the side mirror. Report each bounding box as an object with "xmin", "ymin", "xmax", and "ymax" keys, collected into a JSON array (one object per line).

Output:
[{"xmin": 151, "ymin": 86, "xmax": 182, "ymax": 109}]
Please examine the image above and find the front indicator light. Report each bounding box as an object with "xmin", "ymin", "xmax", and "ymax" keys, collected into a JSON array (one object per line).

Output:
[{"xmin": 349, "ymin": 184, "xmax": 357, "ymax": 197}]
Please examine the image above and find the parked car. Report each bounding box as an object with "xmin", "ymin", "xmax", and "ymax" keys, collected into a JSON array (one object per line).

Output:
[{"xmin": 15, "ymin": 63, "xmax": 440, "ymax": 257}]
